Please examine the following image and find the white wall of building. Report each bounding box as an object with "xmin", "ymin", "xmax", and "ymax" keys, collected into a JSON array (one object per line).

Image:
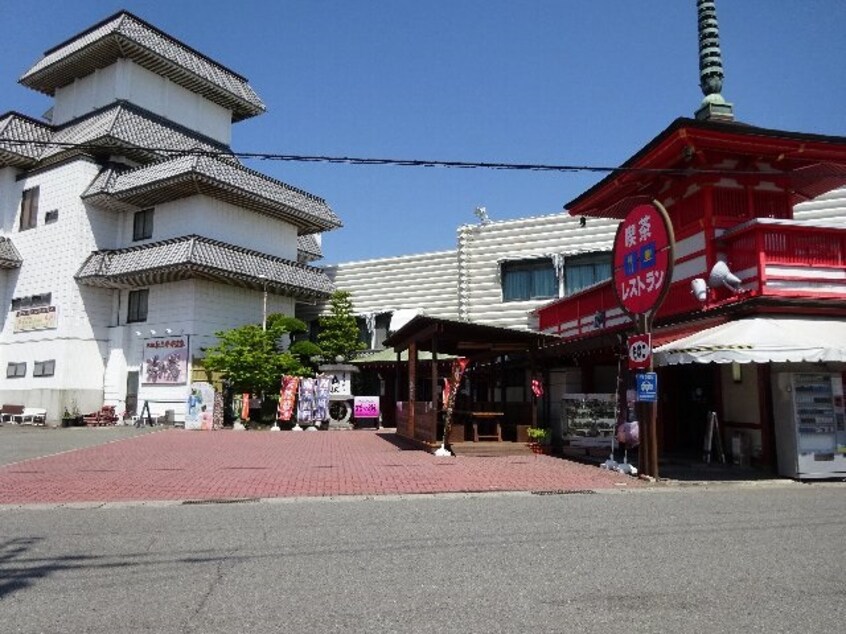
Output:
[
  {"xmin": 794, "ymin": 186, "xmax": 846, "ymax": 225},
  {"xmin": 457, "ymin": 213, "xmax": 619, "ymax": 330},
  {"xmin": 102, "ymin": 278, "xmax": 296, "ymax": 420},
  {"xmin": 52, "ymin": 60, "xmax": 232, "ymax": 145},
  {"xmin": 319, "ymin": 212, "xmax": 621, "ymax": 337},
  {"xmin": 324, "ymin": 250, "xmax": 458, "ymax": 322},
  {"xmin": 121, "ymin": 195, "xmax": 299, "ymax": 259},
  {"xmin": 0, "ymin": 167, "xmax": 21, "ymax": 231},
  {"xmin": 0, "ymin": 159, "xmax": 118, "ymax": 416}
]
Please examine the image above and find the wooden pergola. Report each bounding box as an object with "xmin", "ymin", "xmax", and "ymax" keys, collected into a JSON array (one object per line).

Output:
[{"xmin": 382, "ymin": 315, "xmax": 559, "ymax": 448}]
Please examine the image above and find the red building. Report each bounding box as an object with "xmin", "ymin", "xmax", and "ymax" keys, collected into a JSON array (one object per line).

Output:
[{"xmin": 536, "ymin": 116, "xmax": 846, "ymax": 478}]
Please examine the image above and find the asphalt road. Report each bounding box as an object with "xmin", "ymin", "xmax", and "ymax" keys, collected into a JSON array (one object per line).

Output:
[{"xmin": 2, "ymin": 484, "xmax": 844, "ymax": 633}]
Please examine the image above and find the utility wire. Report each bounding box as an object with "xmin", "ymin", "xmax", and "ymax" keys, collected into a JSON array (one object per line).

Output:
[{"xmin": 1, "ymin": 137, "xmax": 797, "ymax": 178}]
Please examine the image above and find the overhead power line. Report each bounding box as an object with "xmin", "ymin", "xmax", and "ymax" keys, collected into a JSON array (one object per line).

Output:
[{"xmin": 1, "ymin": 137, "xmax": 794, "ymax": 178}]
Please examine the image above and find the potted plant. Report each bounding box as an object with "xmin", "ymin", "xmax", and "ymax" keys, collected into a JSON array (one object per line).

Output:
[
  {"xmin": 62, "ymin": 400, "xmax": 82, "ymax": 427},
  {"xmin": 527, "ymin": 427, "xmax": 551, "ymax": 454}
]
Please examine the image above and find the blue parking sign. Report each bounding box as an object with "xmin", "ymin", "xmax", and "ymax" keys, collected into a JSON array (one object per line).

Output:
[{"xmin": 636, "ymin": 372, "xmax": 658, "ymax": 402}]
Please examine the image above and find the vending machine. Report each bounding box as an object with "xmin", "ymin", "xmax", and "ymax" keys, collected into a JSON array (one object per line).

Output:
[{"xmin": 772, "ymin": 372, "xmax": 846, "ymax": 479}]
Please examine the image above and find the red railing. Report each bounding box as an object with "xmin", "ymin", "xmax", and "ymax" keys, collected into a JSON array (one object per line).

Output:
[{"xmin": 538, "ymin": 222, "xmax": 846, "ymax": 338}]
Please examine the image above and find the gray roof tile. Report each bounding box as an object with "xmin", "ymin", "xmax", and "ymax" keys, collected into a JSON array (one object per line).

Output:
[
  {"xmin": 76, "ymin": 234, "xmax": 334, "ymax": 299},
  {"xmin": 0, "ymin": 237, "xmax": 23, "ymax": 268},
  {"xmin": 297, "ymin": 234, "xmax": 323, "ymax": 262},
  {"xmin": 41, "ymin": 102, "xmax": 231, "ymax": 164},
  {"xmin": 20, "ymin": 11, "xmax": 265, "ymax": 121},
  {"xmin": 0, "ymin": 112, "xmax": 52, "ymax": 167},
  {"xmin": 83, "ymin": 155, "xmax": 342, "ymax": 234}
]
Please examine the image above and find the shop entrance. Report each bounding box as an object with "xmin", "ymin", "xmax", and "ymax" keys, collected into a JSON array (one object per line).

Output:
[{"xmin": 660, "ymin": 364, "xmax": 717, "ymax": 457}]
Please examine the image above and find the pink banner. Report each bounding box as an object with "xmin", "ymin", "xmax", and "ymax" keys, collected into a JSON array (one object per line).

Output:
[{"xmin": 278, "ymin": 376, "xmax": 300, "ymax": 421}]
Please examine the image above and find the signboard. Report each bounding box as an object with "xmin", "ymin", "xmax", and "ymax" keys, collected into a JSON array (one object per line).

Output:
[
  {"xmin": 185, "ymin": 381, "xmax": 215, "ymax": 430},
  {"xmin": 612, "ymin": 203, "xmax": 674, "ymax": 316},
  {"xmin": 14, "ymin": 305, "xmax": 58, "ymax": 332},
  {"xmin": 628, "ymin": 333, "xmax": 652, "ymax": 370},
  {"xmin": 561, "ymin": 393, "xmax": 617, "ymax": 448},
  {"xmin": 142, "ymin": 335, "xmax": 189, "ymax": 385},
  {"xmin": 636, "ymin": 372, "xmax": 658, "ymax": 402},
  {"xmin": 354, "ymin": 396, "xmax": 380, "ymax": 419}
]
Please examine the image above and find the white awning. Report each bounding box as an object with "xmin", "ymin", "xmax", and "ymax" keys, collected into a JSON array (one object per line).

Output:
[{"xmin": 654, "ymin": 317, "xmax": 846, "ymax": 366}]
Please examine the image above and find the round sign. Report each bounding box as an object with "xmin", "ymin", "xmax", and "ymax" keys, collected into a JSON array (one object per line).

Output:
[
  {"xmin": 612, "ymin": 202, "xmax": 674, "ymax": 316},
  {"xmin": 627, "ymin": 333, "xmax": 652, "ymax": 370}
]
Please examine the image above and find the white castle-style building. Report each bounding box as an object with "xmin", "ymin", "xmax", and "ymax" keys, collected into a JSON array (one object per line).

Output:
[{"xmin": 0, "ymin": 11, "xmax": 340, "ymax": 422}]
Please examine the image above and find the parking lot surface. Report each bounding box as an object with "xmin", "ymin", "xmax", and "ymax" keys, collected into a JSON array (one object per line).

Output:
[{"xmin": 0, "ymin": 427, "xmax": 639, "ymax": 505}]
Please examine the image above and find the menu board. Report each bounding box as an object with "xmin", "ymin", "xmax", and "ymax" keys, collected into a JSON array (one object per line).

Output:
[{"xmin": 561, "ymin": 393, "xmax": 617, "ymax": 447}]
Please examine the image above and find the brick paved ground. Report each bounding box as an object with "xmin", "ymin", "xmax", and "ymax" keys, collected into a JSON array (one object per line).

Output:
[{"xmin": 0, "ymin": 428, "xmax": 641, "ymax": 505}]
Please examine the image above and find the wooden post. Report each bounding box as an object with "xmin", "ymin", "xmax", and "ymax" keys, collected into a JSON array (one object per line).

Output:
[
  {"xmin": 431, "ymin": 335, "xmax": 439, "ymax": 411},
  {"xmin": 408, "ymin": 341, "xmax": 417, "ymax": 440}
]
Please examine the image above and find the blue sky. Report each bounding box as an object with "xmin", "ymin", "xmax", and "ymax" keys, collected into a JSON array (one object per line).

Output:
[{"xmin": 2, "ymin": 1, "xmax": 845, "ymax": 263}]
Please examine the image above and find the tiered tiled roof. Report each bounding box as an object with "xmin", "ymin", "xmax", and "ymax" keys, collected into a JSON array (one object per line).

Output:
[
  {"xmin": 297, "ymin": 234, "xmax": 323, "ymax": 262},
  {"xmin": 75, "ymin": 234, "xmax": 334, "ymax": 299},
  {"xmin": 20, "ymin": 11, "xmax": 265, "ymax": 121},
  {"xmin": 0, "ymin": 112, "xmax": 52, "ymax": 167},
  {"xmin": 0, "ymin": 103, "xmax": 232, "ymax": 169},
  {"xmin": 43, "ymin": 101, "xmax": 232, "ymax": 165},
  {"xmin": 0, "ymin": 237, "xmax": 23, "ymax": 268},
  {"xmin": 82, "ymin": 155, "xmax": 342, "ymax": 234}
]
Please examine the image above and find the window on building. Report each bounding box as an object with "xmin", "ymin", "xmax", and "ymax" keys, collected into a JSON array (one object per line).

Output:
[
  {"xmin": 133, "ymin": 208, "xmax": 154, "ymax": 241},
  {"xmin": 127, "ymin": 289, "xmax": 149, "ymax": 323},
  {"xmin": 33, "ymin": 360, "xmax": 56, "ymax": 377},
  {"xmin": 356, "ymin": 317, "xmax": 370, "ymax": 348},
  {"xmin": 45, "ymin": 209, "xmax": 59, "ymax": 224},
  {"xmin": 564, "ymin": 252, "xmax": 612, "ymax": 296},
  {"xmin": 501, "ymin": 259, "xmax": 557, "ymax": 302},
  {"xmin": 19, "ymin": 187, "xmax": 39, "ymax": 231},
  {"xmin": 6, "ymin": 362, "xmax": 26, "ymax": 378}
]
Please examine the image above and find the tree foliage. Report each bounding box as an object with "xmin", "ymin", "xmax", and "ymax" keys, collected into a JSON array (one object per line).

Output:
[
  {"xmin": 202, "ymin": 313, "xmax": 312, "ymax": 393},
  {"xmin": 317, "ymin": 290, "xmax": 366, "ymax": 362}
]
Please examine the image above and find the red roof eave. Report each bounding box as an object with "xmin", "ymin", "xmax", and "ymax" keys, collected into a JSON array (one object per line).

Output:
[{"xmin": 568, "ymin": 118, "xmax": 846, "ymax": 220}]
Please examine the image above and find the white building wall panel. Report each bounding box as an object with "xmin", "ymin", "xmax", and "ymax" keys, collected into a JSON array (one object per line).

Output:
[
  {"xmin": 52, "ymin": 60, "xmax": 232, "ymax": 145},
  {"xmin": 0, "ymin": 160, "xmax": 115, "ymax": 416},
  {"xmin": 0, "ymin": 167, "xmax": 21, "ymax": 231},
  {"xmin": 105, "ymin": 278, "xmax": 296, "ymax": 419},
  {"xmin": 122, "ymin": 195, "xmax": 298, "ymax": 260},
  {"xmin": 457, "ymin": 213, "xmax": 619, "ymax": 330},
  {"xmin": 325, "ymin": 250, "xmax": 459, "ymax": 319},
  {"xmin": 793, "ymin": 187, "xmax": 846, "ymax": 225}
]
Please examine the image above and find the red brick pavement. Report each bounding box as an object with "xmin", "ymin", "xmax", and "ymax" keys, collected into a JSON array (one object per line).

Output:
[{"xmin": 0, "ymin": 429, "xmax": 640, "ymax": 505}]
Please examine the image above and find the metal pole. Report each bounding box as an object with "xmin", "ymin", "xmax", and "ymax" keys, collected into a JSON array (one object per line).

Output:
[
  {"xmin": 259, "ymin": 274, "xmax": 268, "ymax": 331},
  {"xmin": 262, "ymin": 286, "xmax": 267, "ymax": 331}
]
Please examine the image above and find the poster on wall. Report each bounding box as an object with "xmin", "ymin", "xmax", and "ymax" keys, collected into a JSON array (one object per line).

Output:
[
  {"xmin": 561, "ymin": 393, "xmax": 617, "ymax": 448},
  {"xmin": 142, "ymin": 335, "xmax": 189, "ymax": 385},
  {"xmin": 185, "ymin": 381, "xmax": 215, "ymax": 430},
  {"xmin": 14, "ymin": 305, "xmax": 58, "ymax": 332}
]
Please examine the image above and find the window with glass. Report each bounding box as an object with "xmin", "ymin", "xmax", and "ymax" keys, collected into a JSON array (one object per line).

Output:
[
  {"xmin": 33, "ymin": 360, "xmax": 55, "ymax": 377},
  {"xmin": 127, "ymin": 289, "xmax": 149, "ymax": 323},
  {"xmin": 20, "ymin": 187, "xmax": 39, "ymax": 231},
  {"xmin": 564, "ymin": 252, "xmax": 612, "ymax": 296},
  {"xmin": 6, "ymin": 362, "xmax": 26, "ymax": 378},
  {"xmin": 133, "ymin": 208, "xmax": 154, "ymax": 241},
  {"xmin": 501, "ymin": 259, "xmax": 558, "ymax": 302}
]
